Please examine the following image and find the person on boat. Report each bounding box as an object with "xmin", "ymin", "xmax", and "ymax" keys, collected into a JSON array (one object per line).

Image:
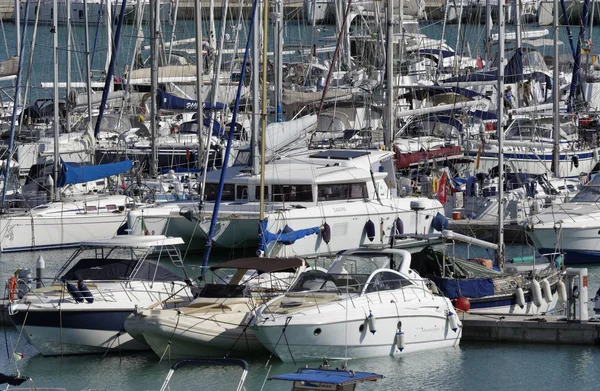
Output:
[{"xmin": 504, "ymin": 86, "xmax": 515, "ymax": 109}]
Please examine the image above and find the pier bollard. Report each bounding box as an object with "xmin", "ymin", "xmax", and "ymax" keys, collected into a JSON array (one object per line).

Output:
[
  {"xmin": 566, "ymin": 268, "xmax": 589, "ymax": 322},
  {"xmin": 36, "ymin": 255, "xmax": 45, "ymax": 289}
]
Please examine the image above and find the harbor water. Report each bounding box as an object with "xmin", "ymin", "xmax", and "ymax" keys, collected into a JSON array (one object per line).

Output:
[{"xmin": 0, "ymin": 247, "xmax": 599, "ymax": 390}]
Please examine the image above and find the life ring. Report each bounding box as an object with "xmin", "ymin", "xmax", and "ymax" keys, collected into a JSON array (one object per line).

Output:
[{"xmin": 8, "ymin": 276, "xmax": 17, "ymax": 301}]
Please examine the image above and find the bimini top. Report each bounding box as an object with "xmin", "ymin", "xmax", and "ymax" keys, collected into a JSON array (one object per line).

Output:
[
  {"xmin": 61, "ymin": 258, "xmax": 182, "ymax": 281},
  {"xmin": 270, "ymin": 368, "xmax": 384, "ymax": 385},
  {"xmin": 79, "ymin": 235, "xmax": 185, "ymax": 249},
  {"xmin": 210, "ymin": 257, "xmax": 305, "ymax": 274}
]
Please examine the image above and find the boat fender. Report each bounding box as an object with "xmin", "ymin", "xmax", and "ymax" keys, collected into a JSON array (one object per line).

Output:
[
  {"xmin": 65, "ymin": 281, "xmax": 84, "ymax": 303},
  {"xmin": 572, "ymin": 155, "xmax": 579, "ymax": 168},
  {"xmin": 531, "ymin": 279, "xmax": 543, "ymax": 307},
  {"xmin": 541, "ymin": 279, "xmax": 552, "ymax": 303},
  {"xmin": 367, "ymin": 312, "xmax": 376, "ymax": 334},
  {"xmin": 78, "ymin": 281, "xmax": 94, "ymax": 304},
  {"xmin": 395, "ymin": 217, "xmax": 404, "ymax": 235},
  {"xmin": 365, "ymin": 219, "xmax": 376, "ymax": 242},
  {"xmin": 432, "ymin": 212, "xmax": 449, "ymax": 232},
  {"xmin": 515, "ymin": 286, "xmax": 525, "ymax": 308},
  {"xmin": 396, "ymin": 330, "xmax": 405, "ymax": 352},
  {"xmin": 321, "ymin": 222, "xmax": 331, "ymax": 244},
  {"xmin": 7, "ymin": 276, "xmax": 17, "ymax": 302},
  {"xmin": 447, "ymin": 311, "xmax": 459, "ymax": 332},
  {"xmin": 455, "ymin": 296, "xmax": 471, "ymax": 312},
  {"xmin": 557, "ymin": 280, "xmax": 567, "ymax": 305}
]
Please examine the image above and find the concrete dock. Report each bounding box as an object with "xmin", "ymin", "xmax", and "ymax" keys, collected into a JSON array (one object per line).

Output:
[{"xmin": 461, "ymin": 313, "xmax": 600, "ymax": 345}]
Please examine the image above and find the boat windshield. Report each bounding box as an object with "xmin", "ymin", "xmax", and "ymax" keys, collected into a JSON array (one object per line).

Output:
[
  {"xmin": 287, "ymin": 270, "xmax": 369, "ymax": 294},
  {"xmin": 570, "ymin": 175, "xmax": 600, "ymax": 202}
]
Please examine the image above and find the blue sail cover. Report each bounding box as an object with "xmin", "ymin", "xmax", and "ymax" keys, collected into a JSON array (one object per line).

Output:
[
  {"xmin": 258, "ymin": 219, "xmax": 321, "ymax": 253},
  {"xmin": 157, "ymin": 88, "xmax": 227, "ymax": 112},
  {"xmin": 58, "ymin": 160, "xmax": 133, "ymax": 187},
  {"xmin": 443, "ymin": 49, "xmax": 526, "ymax": 84},
  {"xmin": 430, "ymin": 277, "xmax": 495, "ymax": 299}
]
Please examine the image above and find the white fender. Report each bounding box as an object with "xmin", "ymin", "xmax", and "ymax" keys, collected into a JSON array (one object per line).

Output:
[
  {"xmin": 557, "ymin": 280, "xmax": 567, "ymax": 305},
  {"xmin": 396, "ymin": 330, "xmax": 405, "ymax": 351},
  {"xmin": 367, "ymin": 312, "xmax": 376, "ymax": 334},
  {"xmin": 531, "ymin": 280, "xmax": 543, "ymax": 307},
  {"xmin": 541, "ymin": 279, "xmax": 552, "ymax": 303},
  {"xmin": 447, "ymin": 311, "xmax": 459, "ymax": 332},
  {"xmin": 515, "ymin": 286, "xmax": 525, "ymax": 308}
]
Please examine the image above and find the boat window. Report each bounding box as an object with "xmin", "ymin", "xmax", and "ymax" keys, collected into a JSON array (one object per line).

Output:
[
  {"xmin": 106, "ymin": 204, "xmax": 117, "ymax": 211},
  {"xmin": 86, "ymin": 205, "xmax": 97, "ymax": 212},
  {"xmin": 236, "ymin": 185, "xmax": 248, "ymax": 200},
  {"xmin": 365, "ymin": 271, "xmax": 412, "ymax": 293},
  {"xmin": 255, "ymin": 186, "xmax": 269, "ymax": 199},
  {"xmin": 272, "ymin": 184, "xmax": 312, "ymax": 202},
  {"xmin": 317, "ymin": 183, "xmax": 367, "ymax": 201},
  {"xmin": 204, "ymin": 183, "xmax": 235, "ymax": 201},
  {"xmin": 288, "ymin": 270, "xmax": 339, "ymax": 293},
  {"xmin": 570, "ymin": 179, "xmax": 600, "ymax": 202}
]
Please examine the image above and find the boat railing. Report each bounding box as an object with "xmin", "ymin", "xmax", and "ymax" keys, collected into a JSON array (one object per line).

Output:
[{"xmin": 17, "ymin": 279, "xmax": 191, "ymax": 307}]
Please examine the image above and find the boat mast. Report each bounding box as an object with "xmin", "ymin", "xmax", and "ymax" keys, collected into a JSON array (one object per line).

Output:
[
  {"xmin": 385, "ymin": 0, "xmax": 395, "ymax": 151},
  {"xmin": 194, "ymin": 0, "xmax": 204, "ymax": 190},
  {"xmin": 66, "ymin": 0, "xmax": 72, "ymax": 135},
  {"xmin": 52, "ymin": 0, "xmax": 59, "ymax": 201},
  {"xmin": 1, "ymin": 0, "xmax": 30, "ymax": 209},
  {"xmin": 150, "ymin": 0, "xmax": 159, "ymax": 178},
  {"xmin": 251, "ymin": 0, "xmax": 261, "ymax": 175},
  {"xmin": 260, "ymin": 0, "xmax": 269, "ymax": 220},
  {"xmin": 552, "ymin": 0, "xmax": 560, "ymax": 176},
  {"xmin": 497, "ymin": 0, "xmax": 506, "ymax": 268},
  {"xmin": 83, "ymin": 0, "xmax": 93, "ymax": 151}
]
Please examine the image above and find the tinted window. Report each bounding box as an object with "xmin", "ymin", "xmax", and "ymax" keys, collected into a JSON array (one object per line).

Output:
[
  {"xmin": 317, "ymin": 183, "xmax": 367, "ymax": 201},
  {"xmin": 204, "ymin": 183, "xmax": 235, "ymax": 201},
  {"xmin": 272, "ymin": 185, "xmax": 312, "ymax": 202}
]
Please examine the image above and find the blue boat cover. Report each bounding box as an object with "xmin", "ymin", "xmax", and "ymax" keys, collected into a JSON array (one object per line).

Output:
[
  {"xmin": 430, "ymin": 277, "xmax": 495, "ymax": 299},
  {"xmin": 258, "ymin": 219, "xmax": 321, "ymax": 253},
  {"xmin": 58, "ymin": 160, "xmax": 133, "ymax": 187},
  {"xmin": 157, "ymin": 88, "xmax": 227, "ymax": 111},
  {"xmin": 180, "ymin": 118, "xmax": 223, "ymax": 136},
  {"xmin": 443, "ymin": 49, "xmax": 526, "ymax": 84},
  {"xmin": 270, "ymin": 368, "xmax": 383, "ymax": 385}
]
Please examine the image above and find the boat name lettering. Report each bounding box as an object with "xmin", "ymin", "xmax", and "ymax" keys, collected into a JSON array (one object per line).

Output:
[{"xmin": 333, "ymin": 207, "xmax": 347, "ymax": 212}]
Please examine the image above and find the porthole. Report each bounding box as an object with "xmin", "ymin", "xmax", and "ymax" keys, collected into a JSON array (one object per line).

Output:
[
  {"xmin": 359, "ymin": 324, "xmax": 365, "ymax": 332},
  {"xmin": 397, "ymin": 321, "xmax": 402, "ymax": 329},
  {"xmin": 314, "ymin": 328, "xmax": 322, "ymax": 336}
]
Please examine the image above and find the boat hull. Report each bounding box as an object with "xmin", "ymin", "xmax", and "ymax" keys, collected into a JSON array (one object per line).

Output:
[
  {"xmin": 11, "ymin": 309, "xmax": 146, "ymax": 356},
  {"xmin": 254, "ymin": 312, "xmax": 459, "ymax": 362},
  {"xmin": 125, "ymin": 308, "xmax": 266, "ymax": 359},
  {"xmin": 0, "ymin": 213, "xmax": 127, "ymax": 252}
]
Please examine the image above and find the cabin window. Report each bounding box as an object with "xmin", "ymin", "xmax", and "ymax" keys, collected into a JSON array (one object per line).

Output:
[
  {"xmin": 317, "ymin": 183, "xmax": 367, "ymax": 201},
  {"xmin": 255, "ymin": 186, "xmax": 269, "ymax": 200},
  {"xmin": 272, "ymin": 185, "xmax": 312, "ymax": 202},
  {"xmin": 106, "ymin": 204, "xmax": 117, "ymax": 211},
  {"xmin": 365, "ymin": 271, "xmax": 411, "ymax": 293},
  {"xmin": 86, "ymin": 205, "xmax": 97, "ymax": 212},
  {"xmin": 204, "ymin": 183, "xmax": 235, "ymax": 201},
  {"xmin": 79, "ymin": 10, "xmax": 83, "ymax": 18},
  {"xmin": 236, "ymin": 185, "xmax": 248, "ymax": 200}
]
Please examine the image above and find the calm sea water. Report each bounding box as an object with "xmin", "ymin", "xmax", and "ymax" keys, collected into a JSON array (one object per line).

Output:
[{"xmin": 0, "ymin": 247, "xmax": 599, "ymax": 390}]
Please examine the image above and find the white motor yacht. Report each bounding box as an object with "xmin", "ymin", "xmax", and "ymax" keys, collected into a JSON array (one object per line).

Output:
[
  {"xmin": 252, "ymin": 248, "xmax": 461, "ymax": 362},
  {"xmin": 8, "ymin": 235, "xmax": 193, "ymax": 355}
]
